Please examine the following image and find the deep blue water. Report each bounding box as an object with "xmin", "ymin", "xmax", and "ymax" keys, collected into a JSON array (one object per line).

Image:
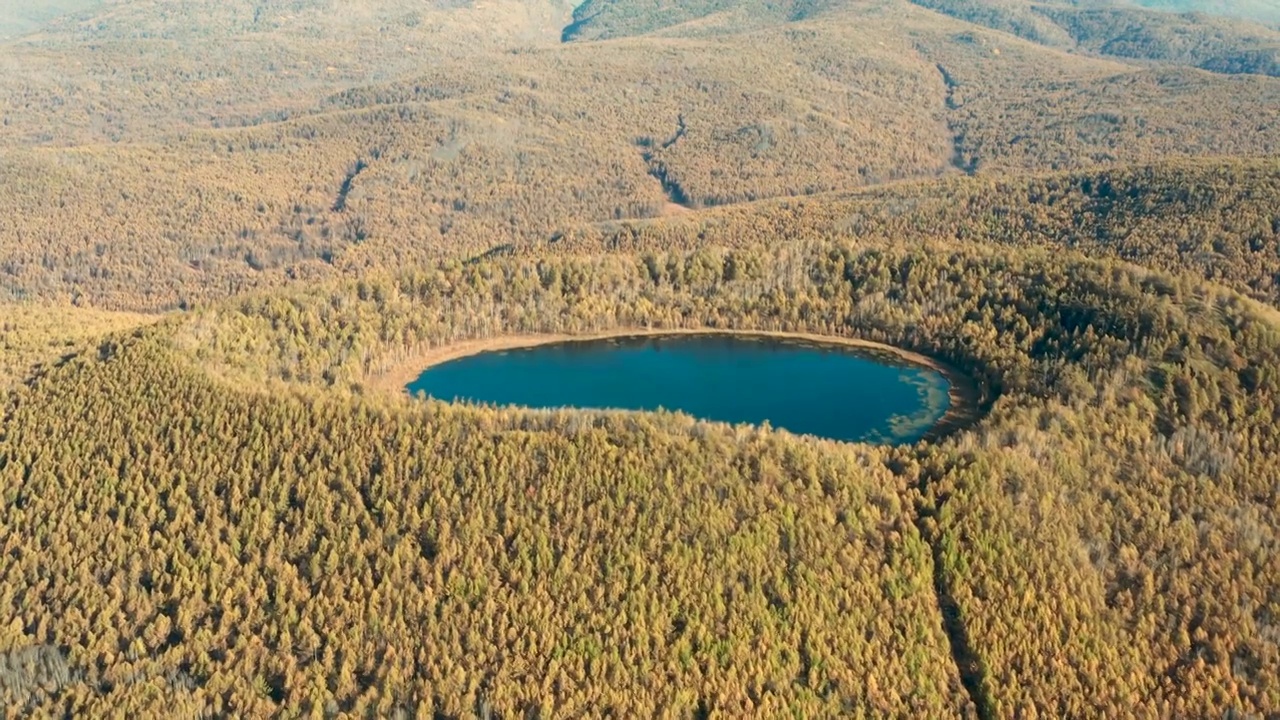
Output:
[{"xmin": 406, "ymin": 334, "xmax": 952, "ymax": 444}]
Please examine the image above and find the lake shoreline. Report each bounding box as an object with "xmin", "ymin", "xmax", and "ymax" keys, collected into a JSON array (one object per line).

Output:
[{"xmin": 368, "ymin": 328, "xmax": 985, "ymax": 444}]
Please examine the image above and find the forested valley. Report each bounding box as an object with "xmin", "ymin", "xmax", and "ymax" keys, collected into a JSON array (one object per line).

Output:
[{"xmin": 2, "ymin": 0, "xmax": 1280, "ymax": 717}]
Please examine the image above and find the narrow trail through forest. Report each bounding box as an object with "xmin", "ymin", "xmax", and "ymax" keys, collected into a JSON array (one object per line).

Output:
[
  {"xmin": 923, "ymin": 514, "xmax": 992, "ymax": 719},
  {"xmin": 907, "ymin": 460, "xmax": 993, "ymax": 720}
]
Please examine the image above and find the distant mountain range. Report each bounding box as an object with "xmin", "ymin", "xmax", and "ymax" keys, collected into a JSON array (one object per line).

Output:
[
  {"xmin": 903, "ymin": 0, "xmax": 1280, "ymax": 75},
  {"xmin": 0, "ymin": 0, "xmax": 104, "ymax": 38}
]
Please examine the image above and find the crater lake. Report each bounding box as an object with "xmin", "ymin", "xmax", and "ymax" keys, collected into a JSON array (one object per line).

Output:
[{"xmin": 406, "ymin": 334, "xmax": 956, "ymax": 444}]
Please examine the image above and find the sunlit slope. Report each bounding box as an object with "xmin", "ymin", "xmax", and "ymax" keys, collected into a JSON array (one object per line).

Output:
[
  {"xmin": 1, "ymin": 0, "xmax": 1278, "ymax": 717},
  {"xmin": 561, "ymin": 0, "xmax": 846, "ymax": 41},
  {"xmin": 0, "ymin": 0, "xmax": 575, "ymax": 147},
  {"xmin": 563, "ymin": 0, "xmax": 1280, "ymax": 53},
  {"xmin": 932, "ymin": 45, "xmax": 1280, "ymax": 170},
  {"xmin": 0, "ymin": 12, "xmax": 965, "ymax": 310},
  {"xmin": 9, "ymin": 233, "xmax": 1278, "ymax": 715},
  {"xmin": 186, "ymin": 238, "xmax": 1280, "ymax": 717},
  {"xmin": 0, "ymin": 327, "xmax": 974, "ymax": 717},
  {"xmin": 554, "ymin": 157, "xmax": 1280, "ymax": 303},
  {"xmin": 1, "ymin": 0, "xmax": 1279, "ymax": 313},
  {"xmin": 0, "ymin": 303, "xmax": 159, "ymax": 388}
]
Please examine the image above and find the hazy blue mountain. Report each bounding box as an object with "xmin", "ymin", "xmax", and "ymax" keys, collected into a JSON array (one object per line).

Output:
[
  {"xmin": 1125, "ymin": 0, "xmax": 1280, "ymax": 26},
  {"xmin": 0, "ymin": 0, "xmax": 105, "ymax": 38},
  {"xmin": 561, "ymin": 0, "xmax": 844, "ymax": 41},
  {"xmin": 910, "ymin": 0, "xmax": 1280, "ymax": 76}
]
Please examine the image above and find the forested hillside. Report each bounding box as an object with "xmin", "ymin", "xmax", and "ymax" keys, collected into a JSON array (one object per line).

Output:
[
  {"xmin": 0, "ymin": 304, "xmax": 158, "ymax": 389},
  {"xmin": 1128, "ymin": 0, "xmax": 1280, "ymax": 25},
  {"xmin": 561, "ymin": 0, "xmax": 842, "ymax": 41},
  {"xmin": 1043, "ymin": 4, "xmax": 1280, "ymax": 74},
  {"xmin": 3, "ymin": 0, "xmax": 1280, "ymax": 716},
  {"xmin": 4, "ymin": 238, "xmax": 1280, "ymax": 715},
  {"xmin": 552, "ymin": 158, "xmax": 1280, "ymax": 302},
  {"xmin": 2, "ymin": 0, "xmax": 1280, "ymax": 312},
  {"xmin": 911, "ymin": 0, "xmax": 1280, "ymax": 75}
]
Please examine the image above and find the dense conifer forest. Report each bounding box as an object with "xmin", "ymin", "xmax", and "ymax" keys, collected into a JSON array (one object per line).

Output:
[
  {"xmin": 3, "ymin": 0, "xmax": 1280, "ymax": 717},
  {"xmin": 4, "ymin": 237, "xmax": 1279, "ymax": 715}
]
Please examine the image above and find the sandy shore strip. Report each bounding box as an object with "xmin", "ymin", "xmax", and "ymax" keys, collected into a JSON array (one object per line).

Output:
[{"xmin": 368, "ymin": 328, "xmax": 986, "ymax": 442}]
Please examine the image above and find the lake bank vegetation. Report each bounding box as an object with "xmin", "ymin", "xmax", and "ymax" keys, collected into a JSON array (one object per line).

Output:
[{"xmin": 367, "ymin": 328, "xmax": 984, "ymax": 444}]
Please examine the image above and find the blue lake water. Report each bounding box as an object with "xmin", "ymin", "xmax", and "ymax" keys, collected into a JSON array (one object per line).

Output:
[{"xmin": 406, "ymin": 334, "xmax": 952, "ymax": 444}]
